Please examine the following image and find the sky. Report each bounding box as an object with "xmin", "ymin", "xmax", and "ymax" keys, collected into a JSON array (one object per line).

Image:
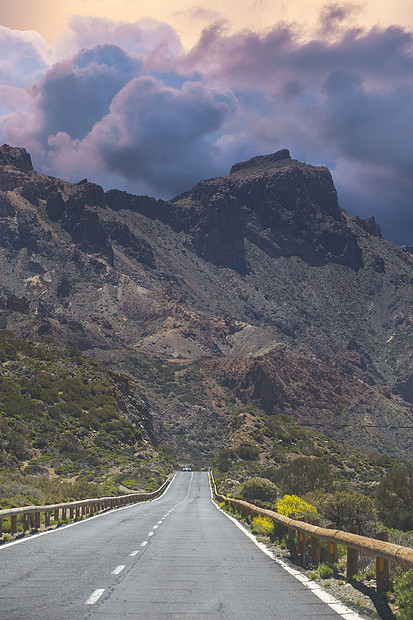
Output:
[{"xmin": 0, "ymin": 0, "xmax": 412, "ymax": 244}]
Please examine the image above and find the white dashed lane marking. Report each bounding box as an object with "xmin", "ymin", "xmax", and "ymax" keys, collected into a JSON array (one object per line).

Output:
[
  {"xmin": 84, "ymin": 473, "xmax": 193, "ymax": 609},
  {"xmin": 85, "ymin": 589, "xmax": 105, "ymax": 605}
]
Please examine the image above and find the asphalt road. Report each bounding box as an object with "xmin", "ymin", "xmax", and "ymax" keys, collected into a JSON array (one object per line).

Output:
[{"xmin": 0, "ymin": 471, "xmax": 357, "ymax": 619}]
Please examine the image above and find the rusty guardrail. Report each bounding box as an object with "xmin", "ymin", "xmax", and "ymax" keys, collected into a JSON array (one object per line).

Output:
[
  {"xmin": 0, "ymin": 474, "xmax": 173, "ymax": 540},
  {"xmin": 210, "ymin": 473, "xmax": 413, "ymax": 592}
]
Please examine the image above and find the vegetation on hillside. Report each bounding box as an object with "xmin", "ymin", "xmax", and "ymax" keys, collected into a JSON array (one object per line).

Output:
[
  {"xmin": 0, "ymin": 330, "xmax": 173, "ymax": 508},
  {"xmin": 214, "ymin": 403, "xmax": 413, "ymax": 617},
  {"xmin": 213, "ymin": 403, "xmax": 413, "ymax": 536}
]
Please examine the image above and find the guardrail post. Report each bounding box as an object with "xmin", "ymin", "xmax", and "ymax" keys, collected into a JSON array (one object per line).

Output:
[
  {"xmin": 75, "ymin": 505, "xmax": 80, "ymax": 519},
  {"xmin": 346, "ymin": 526, "xmax": 359, "ymax": 579},
  {"xmin": 45, "ymin": 511, "xmax": 50, "ymax": 527},
  {"xmin": 311, "ymin": 519, "xmax": 320, "ymax": 562},
  {"xmin": 297, "ymin": 519, "xmax": 306, "ymax": 566},
  {"xmin": 22, "ymin": 513, "xmax": 30, "ymax": 532},
  {"xmin": 69, "ymin": 506, "xmax": 74, "ymax": 519},
  {"xmin": 375, "ymin": 532, "xmax": 390, "ymax": 592},
  {"xmin": 62, "ymin": 508, "xmax": 67, "ymax": 521},
  {"xmin": 0, "ymin": 517, "xmax": 2, "ymax": 536},
  {"xmin": 326, "ymin": 524, "xmax": 338, "ymax": 563},
  {"xmin": 54, "ymin": 509, "xmax": 59, "ymax": 521},
  {"xmin": 11, "ymin": 515, "xmax": 17, "ymax": 535},
  {"xmin": 35, "ymin": 511, "xmax": 41, "ymax": 529}
]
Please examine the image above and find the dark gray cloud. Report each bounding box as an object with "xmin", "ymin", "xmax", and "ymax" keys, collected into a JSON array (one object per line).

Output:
[
  {"xmin": 28, "ymin": 44, "xmax": 142, "ymax": 142},
  {"xmin": 90, "ymin": 76, "xmax": 237, "ymax": 195},
  {"xmin": 0, "ymin": 14, "xmax": 412, "ymax": 244}
]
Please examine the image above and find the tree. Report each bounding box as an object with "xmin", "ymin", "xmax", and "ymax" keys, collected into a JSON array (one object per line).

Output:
[
  {"xmin": 272, "ymin": 457, "xmax": 333, "ymax": 495},
  {"xmin": 376, "ymin": 464, "xmax": 413, "ymax": 531},
  {"xmin": 318, "ymin": 490, "xmax": 375, "ymax": 534}
]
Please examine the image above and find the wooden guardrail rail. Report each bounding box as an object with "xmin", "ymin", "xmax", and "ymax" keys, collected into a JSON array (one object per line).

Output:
[
  {"xmin": 210, "ymin": 474, "xmax": 413, "ymax": 592},
  {"xmin": 0, "ymin": 474, "xmax": 173, "ymax": 540}
]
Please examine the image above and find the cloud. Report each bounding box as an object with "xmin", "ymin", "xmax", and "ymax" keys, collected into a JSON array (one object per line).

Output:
[
  {"xmin": 0, "ymin": 85, "xmax": 31, "ymax": 114},
  {"xmin": 317, "ymin": 2, "xmax": 363, "ymax": 38},
  {"xmin": 43, "ymin": 77, "xmax": 236, "ymax": 197},
  {"xmin": 321, "ymin": 70, "xmax": 413, "ymax": 179},
  {"xmin": 0, "ymin": 12, "xmax": 412, "ymax": 243},
  {"xmin": 55, "ymin": 15, "xmax": 183, "ymax": 60},
  {"xmin": 0, "ymin": 25, "xmax": 50, "ymax": 87},
  {"xmin": 93, "ymin": 77, "xmax": 235, "ymax": 194}
]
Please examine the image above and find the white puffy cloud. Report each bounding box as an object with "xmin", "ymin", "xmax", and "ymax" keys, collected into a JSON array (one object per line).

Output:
[{"xmin": 0, "ymin": 25, "xmax": 50, "ymax": 87}]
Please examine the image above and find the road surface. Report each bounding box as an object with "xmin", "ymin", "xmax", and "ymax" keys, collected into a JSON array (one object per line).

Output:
[{"xmin": 0, "ymin": 471, "xmax": 358, "ymax": 618}]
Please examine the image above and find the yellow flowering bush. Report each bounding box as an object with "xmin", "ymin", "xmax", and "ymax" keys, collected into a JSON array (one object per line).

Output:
[
  {"xmin": 251, "ymin": 516, "xmax": 274, "ymax": 537},
  {"xmin": 276, "ymin": 494, "xmax": 320, "ymax": 521}
]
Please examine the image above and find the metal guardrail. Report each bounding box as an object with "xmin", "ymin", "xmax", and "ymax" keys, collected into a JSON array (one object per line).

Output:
[
  {"xmin": 211, "ymin": 473, "xmax": 413, "ymax": 592},
  {"xmin": 0, "ymin": 474, "xmax": 173, "ymax": 539}
]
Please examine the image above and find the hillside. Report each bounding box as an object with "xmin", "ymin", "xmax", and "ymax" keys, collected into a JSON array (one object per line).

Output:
[
  {"xmin": 0, "ymin": 144, "xmax": 412, "ymax": 464},
  {"xmin": 0, "ymin": 330, "xmax": 172, "ymax": 506}
]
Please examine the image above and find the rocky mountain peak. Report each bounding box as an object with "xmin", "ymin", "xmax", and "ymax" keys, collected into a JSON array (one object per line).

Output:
[
  {"xmin": 173, "ymin": 148, "xmax": 363, "ymax": 271},
  {"xmin": 229, "ymin": 149, "xmax": 292, "ymax": 174},
  {"xmin": 0, "ymin": 144, "xmax": 33, "ymax": 171}
]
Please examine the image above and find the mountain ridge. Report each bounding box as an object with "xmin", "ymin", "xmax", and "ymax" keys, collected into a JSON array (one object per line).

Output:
[{"xmin": 0, "ymin": 144, "xmax": 412, "ymax": 463}]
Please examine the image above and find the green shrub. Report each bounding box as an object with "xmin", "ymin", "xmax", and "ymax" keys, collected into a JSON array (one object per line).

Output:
[
  {"xmin": 236, "ymin": 445, "xmax": 259, "ymax": 460},
  {"xmin": 316, "ymin": 490, "xmax": 375, "ymax": 534},
  {"xmin": 214, "ymin": 449, "xmax": 235, "ymax": 472},
  {"xmin": 393, "ymin": 568, "xmax": 413, "ymax": 619},
  {"xmin": 241, "ymin": 477, "xmax": 278, "ymax": 503},
  {"xmin": 273, "ymin": 457, "xmax": 333, "ymax": 495},
  {"xmin": 317, "ymin": 563, "xmax": 334, "ymax": 579},
  {"xmin": 376, "ymin": 464, "xmax": 413, "ymax": 531}
]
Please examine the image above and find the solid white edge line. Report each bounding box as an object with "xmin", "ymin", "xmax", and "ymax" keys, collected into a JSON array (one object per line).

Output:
[
  {"xmin": 111, "ymin": 565, "xmax": 125, "ymax": 575},
  {"xmin": 0, "ymin": 472, "xmax": 178, "ymax": 552},
  {"xmin": 85, "ymin": 588, "xmax": 105, "ymax": 605},
  {"xmin": 209, "ymin": 476, "xmax": 364, "ymax": 620}
]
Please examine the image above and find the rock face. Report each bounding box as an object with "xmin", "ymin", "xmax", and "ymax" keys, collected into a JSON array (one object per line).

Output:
[
  {"xmin": 206, "ymin": 346, "xmax": 413, "ymax": 455},
  {"xmin": 104, "ymin": 149, "xmax": 363, "ymax": 273},
  {"xmin": 392, "ymin": 373, "xmax": 413, "ymax": 404},
  {"xmin": 169, "ymin": 149, "xmax": 364, "ymax": 271},
  {"xmin": 0, "ymin": 144, "xmax": 33, "ymax": 171}
]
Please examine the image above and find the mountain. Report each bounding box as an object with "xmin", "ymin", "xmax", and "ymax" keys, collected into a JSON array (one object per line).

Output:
[{"xmin": 0, "ymin": 144, "xmax": 412, "ymax": 464}]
